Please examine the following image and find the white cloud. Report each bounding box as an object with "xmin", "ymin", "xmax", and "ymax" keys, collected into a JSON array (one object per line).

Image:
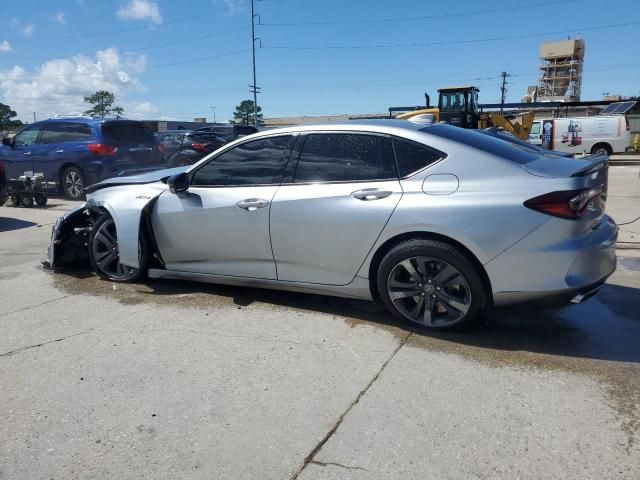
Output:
[
  {"xmin": 21, "ymin": 23, "xmax": 34, "ymax": 37},
  {"xmin": 218, "ymin": 0, "xmax": 244, "ymax": 15},
  {"xmin": 0, "ymin": 41, "xmax": 12, "ymax": 53},
  {"xmin": 117, "ymin": 0, "xmax": 162, "ymax": 24},
  {"xmin": 52, "ymin": 12, "xmax": 67, "ymax": 24},
  {"xmin": 0, "ymin": 48, "xmax": 155, "ymax": 120}
]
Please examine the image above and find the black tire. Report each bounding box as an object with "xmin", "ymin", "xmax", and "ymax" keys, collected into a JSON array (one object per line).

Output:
[
  {"xmin": 61, "ymin": 166, "xmax": 85, "ymax": 200},
  {"xmin": 21, "ymin": 195, "xmax": 34, "ymax": 208},
  {"xmin": 377, "ymin": 239, "xmax": 486, "ymax": 330},
  {"xmin": 88, "ymin": 213, "xmax": 149, "ymax": 282},
  {"xmin": 590, "ymin": 143, "xmax": 612, "ymax": 156},
  {"xmin": 10, "ymin": 195, "xmax": 20, "ymax": 207},
  {"xmin": 34, "ymin": 193, "xmax": 47, "ymax": 206}
]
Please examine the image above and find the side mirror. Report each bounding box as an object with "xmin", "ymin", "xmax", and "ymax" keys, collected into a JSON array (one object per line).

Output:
[
  {"xmin": 2, "ymin": 137, "xmax": 13, "ymax": 147},
  {"xmin": 167, "ymin": 172, "xmax": 189, "ymax": 194}
]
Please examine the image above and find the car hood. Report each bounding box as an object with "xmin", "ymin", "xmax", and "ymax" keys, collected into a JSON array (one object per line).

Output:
[{"xmin": 84, "ymin": 166, "xmax": 187, "ymax": 193}]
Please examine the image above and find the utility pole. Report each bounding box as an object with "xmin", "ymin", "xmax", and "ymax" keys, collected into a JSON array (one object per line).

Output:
[
  {"xmin": 210, "ymin": 106, "xmax": 216, "ymax": 124},
  {"xmin": 249, "ymin": 0, "xmax": 260, "ymax": 128},
  {"xmin": 499, "ymin": 71, "xmax": 511, "ymax": 115}
]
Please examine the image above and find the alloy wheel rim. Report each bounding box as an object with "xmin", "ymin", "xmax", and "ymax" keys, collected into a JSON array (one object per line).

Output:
[
  {"xmin": 92, "ymin": 219, "xmax": 137, "ymax": 280},
  {"xmin": 387, "ymin": 256, "xmax": 471, "ymax": 327},
  {"xmin": 65, "ymin": 171, "xmax": 83, "ymax": 197}
]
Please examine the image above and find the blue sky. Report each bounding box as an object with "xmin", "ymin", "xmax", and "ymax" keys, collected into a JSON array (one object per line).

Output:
[{"xmin": 0, "ymin": 0, "xmax": 638, "ymax": 123}]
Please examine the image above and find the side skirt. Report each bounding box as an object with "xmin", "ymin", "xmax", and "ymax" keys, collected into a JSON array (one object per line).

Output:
[{"xmin": 147, "ymin": 269, "xmax": 373, "ymax": 301}]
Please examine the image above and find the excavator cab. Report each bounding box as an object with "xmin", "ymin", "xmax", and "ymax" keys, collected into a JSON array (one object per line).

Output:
[{"xmin": 437, "ymin": 86, "xmax": 480, "ymax": 129}]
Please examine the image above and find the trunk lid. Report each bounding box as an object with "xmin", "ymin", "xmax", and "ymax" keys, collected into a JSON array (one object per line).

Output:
[{"xmin": 521, "ymin": 153, "xmax": 608, "ymax": 178}]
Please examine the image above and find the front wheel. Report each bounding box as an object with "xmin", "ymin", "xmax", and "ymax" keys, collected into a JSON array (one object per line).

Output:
[
  {"xmin": 377, "ymin": 239, "xmax": 486, "ymax": 330},
  {"xmin": 88, "ymin": 214, "xmax": 149, "ymax": 282}
]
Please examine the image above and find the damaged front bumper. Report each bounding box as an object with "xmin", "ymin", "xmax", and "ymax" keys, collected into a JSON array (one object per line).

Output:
[{"xmin": 46, "ymin": 204, "xmax": 92, "ymax": 269}]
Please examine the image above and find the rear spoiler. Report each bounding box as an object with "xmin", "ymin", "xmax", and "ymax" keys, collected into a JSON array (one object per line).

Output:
[{"xmin": 571, "ymin": 155, "xmax": 608, "ymax": 177}]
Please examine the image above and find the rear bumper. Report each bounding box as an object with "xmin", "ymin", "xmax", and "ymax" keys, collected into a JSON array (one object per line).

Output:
[{"xmin": 489, "ymin": 215, "xmax": 617, "ymax": 307}]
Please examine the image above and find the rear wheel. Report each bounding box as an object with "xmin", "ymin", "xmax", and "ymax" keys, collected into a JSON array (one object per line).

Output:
[
  {"xmin": 88, "ymin": 214, "xmax": 149, "ymax": 282},
  {"xmin": 21, "ymin": 195, "xmax": 34, "ymax": 208},
  {"xmin": 591, "ymin": 143, "xmax": 612, "ymax": 156},
  {"xmin": 61, "ymin": 166, "xmax": 85, "ymax": 200},
  {"xmin": 377, "ymin": 239, "xmax": 486, "ymax": 330},
  {"xmin": 34, "ymin": 193, "xmax": 47, "ymax": 206}
]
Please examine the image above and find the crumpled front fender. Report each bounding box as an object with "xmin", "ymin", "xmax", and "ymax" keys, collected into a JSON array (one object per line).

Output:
[{"xmin": 86, "ymin": 183, "xmax": 167, "ymax": 268}]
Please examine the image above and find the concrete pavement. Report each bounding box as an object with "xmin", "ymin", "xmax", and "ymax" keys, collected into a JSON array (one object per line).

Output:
[{"xmin": 0, "ymin": 167, "xmax": 639, "ymax": 479}]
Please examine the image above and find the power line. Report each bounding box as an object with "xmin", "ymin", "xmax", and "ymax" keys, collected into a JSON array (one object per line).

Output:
[
  {"xmin": 6, "ymin": 2, "xmax": 254, "ymax": 43},
  {"xmin": 263, "ymin": 20, "xmax": 640, "ymax": 50},
  {"xmin": 260, "ymin": 0, "xmax": 574, "ymax": 26}
]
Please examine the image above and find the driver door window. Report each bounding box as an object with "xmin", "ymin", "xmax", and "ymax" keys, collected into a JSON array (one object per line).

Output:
[
  {"xmin": 192, "ymin": 135, "xmax": 293, "ymax": 186},
  {"xmin": 13, "ymin": 125, "xmax": 40, "ymax": 146}
]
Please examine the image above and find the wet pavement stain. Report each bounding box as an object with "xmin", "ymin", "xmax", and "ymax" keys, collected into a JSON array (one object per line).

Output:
[{"xmin": 49, "ymin": 264, "xmax": 640, "ymax": 452}]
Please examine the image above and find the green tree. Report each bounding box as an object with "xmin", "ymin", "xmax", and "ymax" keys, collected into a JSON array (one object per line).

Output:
[
  {"xmin": 232, "ymin": 100, "xmax": 262, "ymax": 126},
  {"xmin": 0, "ymin": 103, "xmax": 22, "ymax": 130},
  {"xmin": 83, "ymin": 90, "xmax": 124, "ymax": 118}
]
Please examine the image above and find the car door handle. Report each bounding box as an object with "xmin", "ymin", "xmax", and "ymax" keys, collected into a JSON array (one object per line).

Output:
[
  {"xmin": 23, "ymin": 151, "xmax": 32, "ymax": 156},
  {"xmin": 236, "ymin": 198, "xmax": 269, "ymax": 211},
  {"xmin": 351, "ymin": 189, "xmax": 394, "ymax": 201},
  {"xmin": 55, "ymin": 149, "xmax": 64, "ymax": 154}
]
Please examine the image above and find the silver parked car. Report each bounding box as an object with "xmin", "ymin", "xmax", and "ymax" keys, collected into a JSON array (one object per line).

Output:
[{"xmin": 48, "ymin": 120, "xmax": 617, "ymax": 330}]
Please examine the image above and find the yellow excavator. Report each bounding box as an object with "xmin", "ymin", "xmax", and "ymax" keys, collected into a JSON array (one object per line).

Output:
[{"xmin": 396, "ymin": 86, "xmax": 535, "ymax": 140}]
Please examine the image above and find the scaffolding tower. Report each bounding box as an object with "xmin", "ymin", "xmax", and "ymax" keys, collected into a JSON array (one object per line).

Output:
[{"xmin": 536, "ymin": 39, "xmax": 585, "ymax": 102}]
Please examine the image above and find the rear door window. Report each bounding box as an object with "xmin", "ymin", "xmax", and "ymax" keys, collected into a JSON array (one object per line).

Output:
[
  {"xmin": 293, "ymin": 133, "xmax": 397, "ymax": 183},
  {"xmin": 393, "ymin": 139, "xmax": 443, "ymax": 177},
  {"xmin": 39, "ymin": 123, "xmax": 68, "ymax": 144},
  {"xmin": 101, "ymin": 122, "xmax": 155, "ymax": 143}
]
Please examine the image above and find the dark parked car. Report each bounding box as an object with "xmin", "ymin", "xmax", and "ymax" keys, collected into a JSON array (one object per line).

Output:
[
  {"xmin": 156, "ymin": 130, "xmax": 225, "ymax": 167},
  {"xmin": 0, "ymin": 158, "xmax": 7, "ymax": 206},
  {"xmin": 195, "ymin": 125, "xmax": 258, "ymax": 142},
  {"xmin": 0, "ymin": 117, "xmax": 164, "ymax": 199}
]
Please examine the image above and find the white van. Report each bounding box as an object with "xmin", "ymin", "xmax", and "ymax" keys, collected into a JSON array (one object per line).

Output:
[{"xmin": 529, "ymin": 115, "xmax": 630, "ymax": 155}]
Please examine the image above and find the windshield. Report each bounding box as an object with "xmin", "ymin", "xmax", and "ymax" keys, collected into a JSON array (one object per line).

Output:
[
  {"xmin": 423, "ymin": 124, "xmax": 540, "ymax": 164},
  {"xmin": 102, "ymin": 121, "xmax": 156, "ymax": 143},
  {"xmin": 439, "ymin": 92, "xmax": 466, "ymax": 113}
]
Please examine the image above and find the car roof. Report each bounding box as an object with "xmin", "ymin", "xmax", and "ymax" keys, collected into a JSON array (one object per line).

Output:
[
  {"xmin": 249, "ymin": 119, "xmax": 426, "ymax": 138},
  {"xmin": 41, "ymin": 117, "xmax": 144, "ymax": 125}
]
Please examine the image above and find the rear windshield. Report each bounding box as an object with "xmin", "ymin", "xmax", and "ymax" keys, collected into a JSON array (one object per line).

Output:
[
  {"xmin": 423, "ymin": 124, "xmax": 539, "ymax": 164},
  {"xmin": 101, "ymin": 121, "xmax": 156, "ymax": 143},
  {"xmin": 189, "ymin": 133, "xmax": 220, "ymax": 142}
]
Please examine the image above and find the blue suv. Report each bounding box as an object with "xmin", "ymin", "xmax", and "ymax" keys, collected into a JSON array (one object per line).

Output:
[{"xmin": 1, "ymin": 117, "xmax": 165, "ymax": 199}]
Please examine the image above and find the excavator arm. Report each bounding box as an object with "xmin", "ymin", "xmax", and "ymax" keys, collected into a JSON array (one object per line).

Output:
[{"xmin": 483, "ymin": 110, "xmax": 535, "ymax": 140}]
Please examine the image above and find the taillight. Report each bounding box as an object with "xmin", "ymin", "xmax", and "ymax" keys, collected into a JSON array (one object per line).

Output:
[
  {"xmin": 158, "ymin": 143, "xmax": 166, "ymax": 155},
  {"xmin": 87, "ymin": 143, "xmax": 118, "ymax": 155},
  {"xmin": 524, "ymin": 187, "xmax": 604, "ymax": 219},
  {"xmin": 191, "ymin": 143, "xmax": 211, "ymax": 152}
]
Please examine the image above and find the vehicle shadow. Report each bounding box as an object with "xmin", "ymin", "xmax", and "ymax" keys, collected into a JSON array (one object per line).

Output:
[
  {"xmin": 55, "ymin": 268, "xmax": 640, "ymax": 364},
  {"xmin": 0, "ymin": 217, "xmax": 37, "ymax": 232}
]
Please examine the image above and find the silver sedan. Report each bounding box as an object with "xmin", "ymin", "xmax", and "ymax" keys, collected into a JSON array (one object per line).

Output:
[{"xmin": 48, "ymin": 120, "xmax": 617, "ymax": 330}]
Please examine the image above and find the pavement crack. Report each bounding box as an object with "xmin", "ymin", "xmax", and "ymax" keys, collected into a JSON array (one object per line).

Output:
[
  {"xmin": 0, "ymin": 327, "xmax": 96, "ymax": 358},
  {"xmin": 289, "ymin": 331, "xmax": 412, "ymax": 480},
  {"xmin": 0, "ymin": 295, "xmax": 69, "ymax": 318},
  {"xmin": 309, "ymin": 460, "xmax": 368, "ymax": 472}
]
